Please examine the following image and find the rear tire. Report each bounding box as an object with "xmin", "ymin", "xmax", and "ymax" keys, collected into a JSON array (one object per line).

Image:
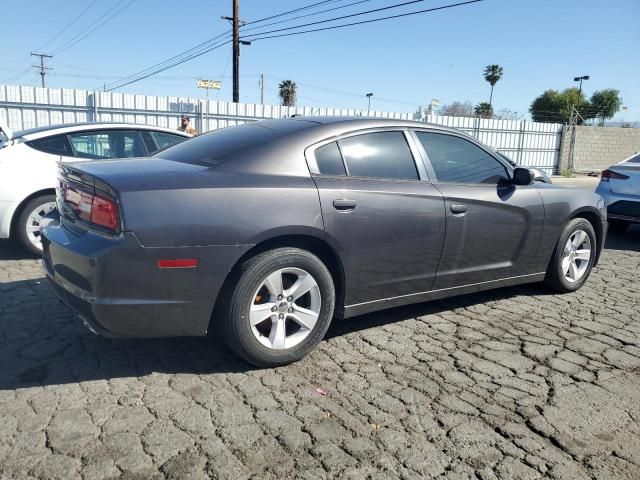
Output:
[
  {"xmin": 222, "ymin": 248, "xmax": 335, "ymax": 368},
  {"xmin": 608, "ymin": 219, "xmax": 630, "ymax": 234},
  {"xmin": 544, "ymin": 218, "xmax": 597, "ymax": 293},
  {"xmin": 15, "ymin": 195, "xmax": 57, "ymax": 256}
]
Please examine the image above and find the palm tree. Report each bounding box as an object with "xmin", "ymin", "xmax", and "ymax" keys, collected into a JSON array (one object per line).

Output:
[
  {"xmin": 278, "ymin": 80, "xmax": 297, "ymax": 107},
  {"xmin": 483, "ymin": 64, "xmax": 503, "ymax": 106},
  {"xmin": 474, "ymin": 102, "xmax": 493, "ymax": 119}
]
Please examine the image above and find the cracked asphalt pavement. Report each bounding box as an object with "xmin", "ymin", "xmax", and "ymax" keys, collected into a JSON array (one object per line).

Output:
[{"xmin": 1, "ymin": 227, "xmax": 639, "ymax": 479}]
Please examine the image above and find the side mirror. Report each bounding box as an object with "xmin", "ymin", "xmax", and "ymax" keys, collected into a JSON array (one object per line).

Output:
[{"xmin": 513, "ymin": 167, "xmax": 535, "ymax": 186}]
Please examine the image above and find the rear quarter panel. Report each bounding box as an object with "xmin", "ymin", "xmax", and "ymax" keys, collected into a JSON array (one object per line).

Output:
[
  {"xmin": 535, "ymin": 185, "xmax": 606, "ymax": 269},
  {"xmin": 120, "ymin": 170, "xmax": 325, "ymax": 248}
]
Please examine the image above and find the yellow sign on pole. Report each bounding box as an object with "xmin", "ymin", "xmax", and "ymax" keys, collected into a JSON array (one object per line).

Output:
[{"xmin": 197, "ymin": 79, "xmax": 221, "ymax": 90}]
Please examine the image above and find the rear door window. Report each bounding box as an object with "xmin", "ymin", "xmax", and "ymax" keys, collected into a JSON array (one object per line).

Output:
[
  {"xmin": 68, "ymin": 130, "xmax": 148, "ymax": 159},
  {"xmin": 338, "ymin": 131, "xmax": 418, "ymax": 180},
  {"xmin": 28, "ymin": 135, "xmax": 73, "ymax": 156},
  {"xmin": 314, "ymin": 142, "xmax": 346, "ymax": 176},
  {"xmin": 148, "ymin": 131, "xmax": 188, "ymax": 153}
]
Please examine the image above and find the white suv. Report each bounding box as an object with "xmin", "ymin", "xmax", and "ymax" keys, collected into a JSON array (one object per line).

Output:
[{"xmin": 0, "ymin": 122, "xmax": 191, "ymax": 254}]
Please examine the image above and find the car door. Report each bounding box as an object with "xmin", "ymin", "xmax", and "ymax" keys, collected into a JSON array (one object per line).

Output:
[
  {"xmin": 65, "ymin": 129, "xmax": 148, "ymax": 161},
  {"xmin": 412, "ymin": 130, "xmax": 545, "ymax": 290},
  {"xmin": 307, "ymin": 129, "xmax": 446, "ymax": 308}
]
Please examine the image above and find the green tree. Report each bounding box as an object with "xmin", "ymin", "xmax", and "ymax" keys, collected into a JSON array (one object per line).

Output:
[
  {"xmin": 590, "ymin": 89, "xmax": 622, "ymax": 125},
  {"xmin": 439, "ymin": 101, "xmax": 474, "ymax": 117},
  {"xmin": 483, "ymin": 64, "xmax": 503, "ymax": 106},
  {"xmin": 474, "ymin": 102, "xmax": 493, "ymax": 118},
  {"xmin": 278, "ymin": 80, "xmax": 297, "ymax": 107},
  {"xmin": 529, "ymin": 88, "xmax": 591, "ymax": 123}
]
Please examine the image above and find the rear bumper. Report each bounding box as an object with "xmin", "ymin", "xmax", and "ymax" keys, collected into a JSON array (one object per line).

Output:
[
  {"xmin": 595, "ymin": 184, "xmax": 640, "ymax": 223},
  {"xmin": 42, "ymin": 222, "xmax": 251, "ymax": 338}
]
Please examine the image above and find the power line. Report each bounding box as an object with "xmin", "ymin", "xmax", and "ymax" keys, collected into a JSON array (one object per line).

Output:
[
  {"xmin": 35, "ymin": 0, "xmax": 101, "ymax": 53},
  {"xmin": 51, "ymin": 0, "xmax": 138, "ymax": 56},
  {"xmin": 101, "ymin": 0, "xmax": 481, "ymax": 93},
  {"xmin": 101, "ymin": 0, "xmax": 371, "ymax": 92},
  {"xmin": 244, "ymin": 0, "xmax": 484, "ymax": 42},
  {"xmin": 1, "ymin": 66, "xmax": 34, "ymax": 84},
  {"xmin": 240, "ymin": 0, "xmax": 373, "ymax": 33},
  {"xmin": 2, "ymin": 0, "xmax": 134, "ymax": 83},
  {"xmin": 243, "ymin": 0, "xmax": 345, "ymax": 26},
  {"xmin": 0, "ymin": 0, "xmax": 99, "ymax": 82},
  {"xmin": 262, "ymin": 73, "xmax": 421, "ymax": 106},
  {"xmin": 0, "ymin": 56, "xmax": 32, "ymax": 82},
  {"xmin": 101, "ymin": 30, "xmax": 232, "ymax": 90},
  {"xmin": 104, "ymin": 40, "xmax": 232, "ymax": 91},
  {"xmin": 243, "ymin": 0, "xmax": 430, "ymax": 38}
]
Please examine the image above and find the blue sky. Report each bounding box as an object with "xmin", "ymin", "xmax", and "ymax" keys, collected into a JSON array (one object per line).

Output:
[{"xmin": 1, "ymin": 0, "xmax": 638, "ymax": 121}]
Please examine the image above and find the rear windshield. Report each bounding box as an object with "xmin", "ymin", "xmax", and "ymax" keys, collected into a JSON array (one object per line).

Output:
[
  {"xmin": 627, "ymin": 153, "xmax": 640, "ymax": 163},
  {"xmin": 157, "ymin": 120, "xmax": 314, "ymax": 166}
]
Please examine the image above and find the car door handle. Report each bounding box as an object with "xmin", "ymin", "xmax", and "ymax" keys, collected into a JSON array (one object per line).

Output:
[
  {"xmin": 450, "ymin": 204, "xmax": 467, "ymax": 214},
  {"xmin": 333, "ymin": 199, "xmax": 357, "ymax": 211}
]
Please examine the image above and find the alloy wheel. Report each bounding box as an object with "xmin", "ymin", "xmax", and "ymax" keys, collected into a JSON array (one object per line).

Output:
[
  {"xmin": 24, "ymin": 201, "xmax": 57, "ymax": 251},
  {"xmin": 249, "ymin": 267, "xmax": 321, "ymax": 350},
  {"xmin": 561, "ymin": 229, "xmax": 591, "ymax": 283}
]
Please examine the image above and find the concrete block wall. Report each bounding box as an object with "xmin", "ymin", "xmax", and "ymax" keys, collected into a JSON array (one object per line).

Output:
[{"xmin": 559, "ymin": 125, "xmax": 640, "ymax": 172}]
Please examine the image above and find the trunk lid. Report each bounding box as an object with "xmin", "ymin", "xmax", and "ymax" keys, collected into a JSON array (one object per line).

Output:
[
  {"xmin": 608, "ymin": 163, "xmax": 640, "ymax": 195},
  {"xmin": 65, "ymin": 157, "xmax": 209, "ymax": 193},
  {"xmin": 58, "ymin": 158, "xmax": 210, "ymax": 236}
]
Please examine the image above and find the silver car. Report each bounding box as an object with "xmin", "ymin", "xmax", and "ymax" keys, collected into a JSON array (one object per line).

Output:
[{"xmin": 595, "ymin": 152, "xmax": 640, "ymax": 233}]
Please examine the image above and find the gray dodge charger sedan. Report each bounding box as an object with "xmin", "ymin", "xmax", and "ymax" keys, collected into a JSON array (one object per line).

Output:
[{"xmin": 42, "ymin": 117, "xmax": 607, "ymax": 367}]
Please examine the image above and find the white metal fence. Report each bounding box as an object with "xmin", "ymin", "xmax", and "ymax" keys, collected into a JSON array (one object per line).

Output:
[
  {"xmin": 0, "ymin": 84, "xmax": 563, "ymax": 173},
  {"xmin": 418, "ymin": 114, "xmax": 563, "ymax": 174}
]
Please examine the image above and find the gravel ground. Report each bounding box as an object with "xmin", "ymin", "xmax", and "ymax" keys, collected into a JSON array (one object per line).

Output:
[{"xmin": 0, "ymin": 227, "xmax": 639, "ymax": 480}]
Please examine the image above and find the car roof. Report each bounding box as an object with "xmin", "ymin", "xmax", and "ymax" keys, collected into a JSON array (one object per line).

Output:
[
  {"xmin": 247, "ymin": 116, "xmax": 465, "ymax": 149},
  {"xmin": 14, "ymin": 122, "xmax": 191, "ymax": 141},
  {"xmin": 257, "ymin": 116, "xmax": 461, "ymax": 137},
  {"xmin": 281, "ymin": 115, "xmax": 448, "ymax": 129}
]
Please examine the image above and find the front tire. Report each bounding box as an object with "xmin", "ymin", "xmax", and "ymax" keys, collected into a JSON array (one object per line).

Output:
[
  {"xmin": 223, "ymin": 248, "xmax": 335, "ymax": 368},
  {"xmin": 15, "ymin": 195, "xmax": 57, "ymax": 256},
  {"xmin": 544, "ymin": 218, "xmax": 597, "ymax": 293}
]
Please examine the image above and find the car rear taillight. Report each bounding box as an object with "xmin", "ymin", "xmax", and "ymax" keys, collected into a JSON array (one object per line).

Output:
[
  {"xmin": 601, "ymin": 169, "xmax": 629, "ymax": 182},
  {"xmin": 90, "ymin": 194, "xmax": 119, "ymax": 231},
  {"xmin": 62, "ymin": 183, "xmax": 120, "ymax": 233}
]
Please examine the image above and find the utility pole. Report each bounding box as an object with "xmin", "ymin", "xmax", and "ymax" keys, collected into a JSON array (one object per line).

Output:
[
  {"xmin": 232, "ymin": 0, "xmax": 239, "ymax": 103},
  {"xmin": 222, "ymin": 0, "xmax": 250, "ymax": 104},
  {"xmin": 31, "ymin": 53, "xmax": 52, "ymax": 88},
  {"xmin": 260, "ymin": 74, "xmax": 264, "ymax": 105}
]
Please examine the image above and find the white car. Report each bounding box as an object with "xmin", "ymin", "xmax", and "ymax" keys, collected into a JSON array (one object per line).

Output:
[
  {"xmin": 0, "ymin": 122, "xmax": 191, "ymax": 254},
  {"xmin": 595, "ymin": 152, "xmax": 640, "ymax": 233}
]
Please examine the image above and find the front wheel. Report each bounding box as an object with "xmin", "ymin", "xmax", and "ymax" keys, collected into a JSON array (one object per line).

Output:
[
  {"xmin": 15, "ymin": 195, "xmax": 57, "ymax": 256},
  {"xmin": 222, "ymin": 248, "xmax": 335, "ymax": 367},
  {"xmin": 544, "ymin": 218, "xmax": 597, "ymax": 293}
]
